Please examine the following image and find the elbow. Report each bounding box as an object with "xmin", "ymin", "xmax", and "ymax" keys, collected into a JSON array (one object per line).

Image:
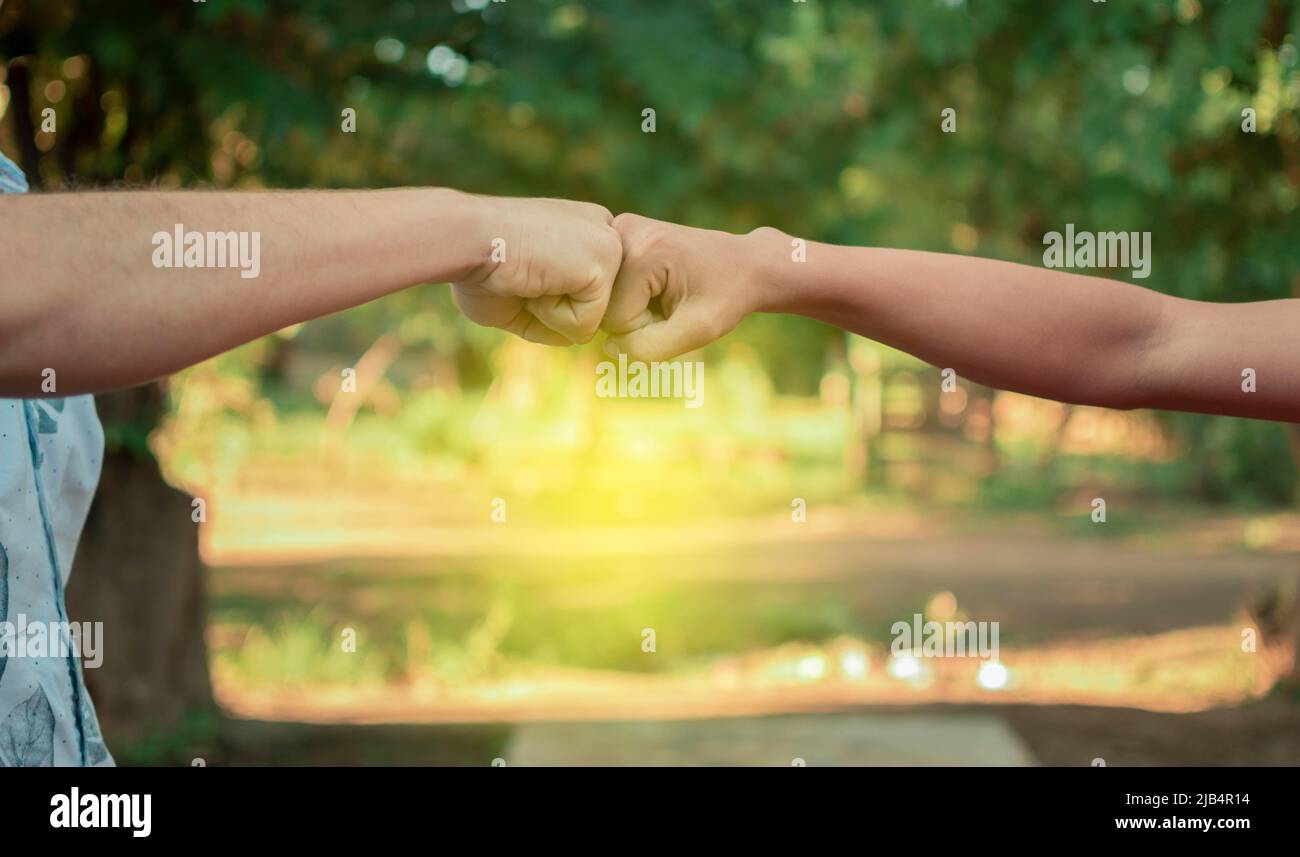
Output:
[
  {"xmin": 1059, "ymin": 294, "xmax": 1172, "ymax": 412},
  {"xmin": 1030, "ymin": 298, "xmax": 1172, "ymax": 413}
]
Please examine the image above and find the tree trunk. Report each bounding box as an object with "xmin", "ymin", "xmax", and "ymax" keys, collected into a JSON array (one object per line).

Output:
[{"xmin": 64, "ymin": 386, "xmax": 214, "ymax": 748}]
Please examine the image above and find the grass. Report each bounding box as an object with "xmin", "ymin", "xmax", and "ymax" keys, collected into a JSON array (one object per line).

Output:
[{"xmin": 209, "ymin": 560, "xmax": 895, "ymax": 689}]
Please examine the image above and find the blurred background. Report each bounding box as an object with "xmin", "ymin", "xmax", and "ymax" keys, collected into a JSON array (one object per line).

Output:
[{"xmin": 3, "ymin": 0, "xmax": 1300, "ymax": 765}]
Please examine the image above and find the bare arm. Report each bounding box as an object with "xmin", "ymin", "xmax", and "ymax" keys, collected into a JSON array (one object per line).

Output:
[
  {"xmin": 603, "ymin": 215, "xmax": 1300, "ymax": 422},
  {"xmin": 0, "ymin": 190, "xmax": 620, "ymax": 396},
  {"xmin": 763, "ymin": 243, "xmax": 1300, "ymax": 421}
]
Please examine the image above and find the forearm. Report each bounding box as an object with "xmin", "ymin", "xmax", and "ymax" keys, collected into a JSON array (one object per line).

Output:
[
  {"xmin": 0, "ymin": 188, "xmax": 483, "ymax": 396},
  {"xmin": 753, "ymin": 236, "xmax": 1300, "ymax": 421}
]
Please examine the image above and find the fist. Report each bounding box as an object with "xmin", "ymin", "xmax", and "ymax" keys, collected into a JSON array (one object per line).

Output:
[
  {"xmin": 453, "ymin": 197, "xmax": 622, "ymax": 345},
  {"xmin": 601, "ymin": 213, "xmax": 770, "ymax": 361}
]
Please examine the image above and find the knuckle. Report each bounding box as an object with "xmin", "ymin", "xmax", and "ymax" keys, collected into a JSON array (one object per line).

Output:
[
  {"xmin": 599, "ymin": 228, "xmax": 624, "ymax": 270},
  {"xmin": 590, "ymin": 267, "xmax": 614, "ymax": 292},
  {"xmin": 600, "ymin": 299, "xmax": 641, "ymax": 333},
  {"xmin": 611, "ymin": 211, "xmax": 642, "ymax": 233},
  {"xmin": 589, "ymin": 250, "xmax": 618, "ymax": 287},
  {"xmin": 632, "ymin": 223, "xmax": 669, "ymax": 259}
]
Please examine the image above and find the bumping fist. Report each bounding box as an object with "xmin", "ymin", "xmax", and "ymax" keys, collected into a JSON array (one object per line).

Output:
[
  {"xmin": 600, "ymin": 213, "xmax": 775, "ymax": 362},
  {"xmin": 453, "ymin": 197, "xmax": 623, "ymax": 345}
]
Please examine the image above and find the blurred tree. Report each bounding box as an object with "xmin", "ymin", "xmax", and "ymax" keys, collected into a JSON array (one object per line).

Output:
[{"xmin": 3, "ymin": 0, "xmax": 1300, "ymax": 742}]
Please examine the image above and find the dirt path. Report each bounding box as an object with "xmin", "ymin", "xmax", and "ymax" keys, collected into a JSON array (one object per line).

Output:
[
  {"xmin": 198, "ymin": 509, "xmax": 1300, "ymax": 766},
  {"xmin": 210, "ymin": 698, "xmax": 1300, "ymax": 766}
]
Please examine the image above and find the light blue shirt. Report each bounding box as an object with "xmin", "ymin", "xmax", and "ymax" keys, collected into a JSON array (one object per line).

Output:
[{"xmin": 0, "ymin": 151, "xmax": 113, "ymax": 766}]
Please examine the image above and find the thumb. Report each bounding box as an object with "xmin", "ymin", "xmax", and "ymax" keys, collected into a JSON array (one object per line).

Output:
[
  {"xmin": 605, "ymin": 310, "xmax": 714, "ymax": 362},
  {"xmin": 526, "ymin": 292, "xmax": 605, "ymax": 344}
]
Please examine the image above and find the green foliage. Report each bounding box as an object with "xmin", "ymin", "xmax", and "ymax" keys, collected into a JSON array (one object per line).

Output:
[
  {"xmin": 211, "ymin": 561, "xmax": 879, "ymax": 681},
  {"xmin": 3, "ymin": 0, "xmax": 1299, "ymax": 499},
  {"xmin": 1170, "ymin": 412, "xmax": 1298, "ymax": 504},
  {"xmin": 112, "ymin": 704, "xmax": 223, "ymax": 767}
]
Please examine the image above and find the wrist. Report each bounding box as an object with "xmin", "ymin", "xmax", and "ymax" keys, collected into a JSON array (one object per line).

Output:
[
  {"xmin": 737, "ymin": 225, "xmax": 803, "ymax": 314},
  {"xmin": 424, "ymin": 187, "xmax": 495, "ymax": 284}
]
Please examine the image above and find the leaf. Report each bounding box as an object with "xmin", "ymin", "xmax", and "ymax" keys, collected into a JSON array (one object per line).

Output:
[{"xmin": 0, "ymin": 688, "xmax": 56, "ymax": 767}]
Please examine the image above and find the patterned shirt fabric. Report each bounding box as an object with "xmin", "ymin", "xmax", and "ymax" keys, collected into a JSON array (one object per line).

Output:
[{"xmin": 0, "ymin": 150, "xmax": 113, "ymax": 766}]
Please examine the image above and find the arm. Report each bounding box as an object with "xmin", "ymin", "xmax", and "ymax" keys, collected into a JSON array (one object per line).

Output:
[
  {"xmin": 761, "ymin": 241, "xmax": 1300, "ymax": 421},
  {"xmin": 603, "ymin": 214, "xmax": 1300, "ymax": 422},
  {"xmin": 1, "ymin": 190, "xmax": 620, "ymax": 396}
]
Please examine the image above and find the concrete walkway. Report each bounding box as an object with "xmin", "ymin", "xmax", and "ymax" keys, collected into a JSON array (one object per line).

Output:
[{"xmin": 504, "ymin": 712, "xmax": 1038, "ymax": 766}]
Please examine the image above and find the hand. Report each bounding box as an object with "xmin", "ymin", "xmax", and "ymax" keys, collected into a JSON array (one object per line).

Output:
[
  {"xmin": 601, "ymin": 213, "xmax": 778, "ymax": 361},
  {"xmin": 453, "ymin": 196, "xmax": 623, "ymax": 345}
]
